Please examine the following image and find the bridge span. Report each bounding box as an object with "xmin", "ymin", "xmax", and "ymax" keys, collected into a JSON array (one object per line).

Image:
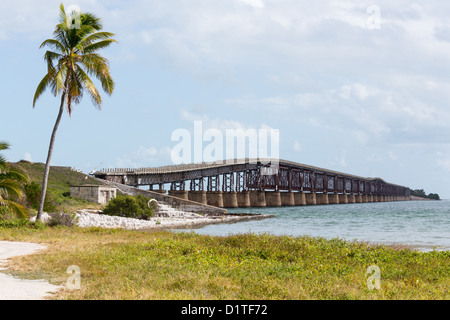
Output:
[{"xmin": 92, "ymin": 158, "xmax": 411, "ymax": 208}]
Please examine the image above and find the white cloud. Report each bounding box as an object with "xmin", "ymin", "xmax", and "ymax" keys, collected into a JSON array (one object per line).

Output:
[
  {"xmin": 23, "ymin": 152, "xmax": 33, "ymax": 162},
  {"xmin": 293, "ymin": 140, "xmax": 302, "ymax": 152},
  {"xmin": 116, "ymin": 146, "xmax": 172, "ymax": 168},
  {"xmin": 239, "ymin": 0, "xmax": 265, "ymax": 9}
]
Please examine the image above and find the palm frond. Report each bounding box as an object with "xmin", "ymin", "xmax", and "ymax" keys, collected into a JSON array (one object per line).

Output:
[
  {"xmin": 33, "ymin": 73, "xmax": 52, "ymax": 107},
  {"xmin": 0, "ymin": 141, "xmax": 9, "ymax": 152},
  {"xmin": 0, "ymin": 179, "xmax": 24, "ymax": 199},
  {"xmin": 76, "ymin": 32, "xmax": 116, "ymax": 52},
  {"xmin": 52, "ymin": 62, "xmax": 68, "ymax": 96},
  {"xmin": 1, "ymin": 168, "xmax": 29, "ymax": 184},
  {"xmin": 40, "ymin": 39, "xmax": 67, "ymax": 54},
  {"xmin": 34, "ymin": 3, "xmax": 116, "ymax": 116},
  {"xmin": 0, "ymin": 199, "xmax": 27, "ymax": 219},
  {"xmin": 80, "ymin": 53, "xmax": 115, "ymax": 95},
  {"xmin": 82, "ymin": 39, "xmax": 118, "ymax": 55},
  {"xmin": 81, "ymin": 12, "xmax": 103, "ymax": 31},
  {"xmin": 76, "ymin": 66, "xmax": 102, "ymax": 108}
]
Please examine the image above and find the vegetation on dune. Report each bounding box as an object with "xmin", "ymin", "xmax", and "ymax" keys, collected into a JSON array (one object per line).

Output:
[{"xmin": 5, "ymin": 161, "xmax": 105, "ymax": 218}]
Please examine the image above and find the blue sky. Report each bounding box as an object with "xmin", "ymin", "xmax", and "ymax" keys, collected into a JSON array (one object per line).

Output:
[{"xmin": 1, "ymin": 0, "xmax": 450, "ymax": 198}]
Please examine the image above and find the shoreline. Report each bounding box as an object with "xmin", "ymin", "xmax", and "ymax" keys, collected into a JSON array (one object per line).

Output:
[{"xmin": 73, "ymin": 210, "xmax": 275, "ymax": 231}]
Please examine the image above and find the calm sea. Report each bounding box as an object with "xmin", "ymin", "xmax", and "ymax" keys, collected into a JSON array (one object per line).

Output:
[{"xmin": 180, "ymin": 200, "xmax": 450, "ymax": 252}]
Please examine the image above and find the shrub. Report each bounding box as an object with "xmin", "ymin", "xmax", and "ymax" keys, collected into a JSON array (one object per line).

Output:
[
  {"xmin": 102, "ymin": 195, "xmax": 154, "ymax": 220},
  {"xmin": 47, "ymin": 210, "xmax": 79, "ymax": 227},
  {"xmin": 24, "ymin": 181, "xmax": 57, "ymax": 212}
]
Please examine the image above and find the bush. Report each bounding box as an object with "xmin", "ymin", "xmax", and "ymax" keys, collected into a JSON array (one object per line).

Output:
[
  {"xmin": 47, "ymin": 210, "xmax": 79, "ymax": 227},
  {"xmin": 24, "ymin": 181, "xmax": 57, "ymax": 212},
  {"xmin": 102, "ymin": 195, "xmax": 155, "ymax": 220}
]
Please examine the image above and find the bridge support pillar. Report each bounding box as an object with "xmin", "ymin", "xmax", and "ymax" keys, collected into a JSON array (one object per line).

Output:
[
  {"xmin": 237, "ymin": 191, "xmax": 251, "ymax": 208},
  {"xmin": 222, "ymin": 192, "xmax": 239, "ymax": 208},
  {"xmin": 316, "ymin": 193, "xmax": 329, "ymax": 205},
  {"xmin": 355, "ymin": 195, "xmax": 363, "ymax": 203},
  {"xmin": 339, "ymin": 194, "xmax": 348, "ymax": 204},
  {"xmin": 348, "ymin": 194, "xmax": 356, "ymax": 204},
  {"xmin": 305, "ymin": 193, "xmax": 317, "ymax": 205},
  {"xmin": 281, "ymin": 192, "xmax": 295, "ymax": 206},
  {"xmin": 328, "ymin": 194, "xmax": 339, "ymax": 204},
  {"xmin": 206, "ymin": 191, "xmax": 224, "ymax": 208},
  {"xmin": 168, "ymin": 190, "xmax": 189, "ymax": 200},
  {"xmin": 294, "ymin": 192, "xmax": 306, "ymax": 206},
  {"xmin": 265, "ymin": 191, "xmax": 282, "ymax": 207},
  {"xmin": 362, "ymin": 195, "xmax": 368, "ymax": 203},
  {"xmin": 250, "ymin": 191, "xmax": 266, "ymax": 207},
  {"xmin": 188, "ymin": 191, "xmax": 208, "ymax": 205}
]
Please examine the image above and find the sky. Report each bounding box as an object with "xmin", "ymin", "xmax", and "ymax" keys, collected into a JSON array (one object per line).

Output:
[{"xmin": 1, "ymin": 0, "xmax": 450, "ymax": 198}]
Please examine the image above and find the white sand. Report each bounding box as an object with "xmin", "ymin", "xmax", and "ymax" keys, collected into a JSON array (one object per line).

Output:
[{"xmin": 0, "ymin": 241, "xmax": 62, "ymax": 300}]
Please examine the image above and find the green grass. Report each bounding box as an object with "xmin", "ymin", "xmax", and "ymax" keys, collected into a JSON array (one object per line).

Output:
[
  {"xmin": 1, "ymin": 225, "xmax": 448, "ymax": 300},
  {"xmin": 9, "ymin": 161, "xmax": 104, "ymax": 211}
]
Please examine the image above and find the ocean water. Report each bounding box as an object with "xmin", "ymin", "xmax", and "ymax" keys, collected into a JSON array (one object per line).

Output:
[{"xmin": 181, "ymin": 200, "xmax": 450, "ymax": 252}]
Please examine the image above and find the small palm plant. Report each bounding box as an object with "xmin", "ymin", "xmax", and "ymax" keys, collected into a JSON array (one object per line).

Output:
[
  {"xmin": 0, "ymin": 141, "xmax": 28, "ymax": 219},
  {"xmin": 33, "ymin": 4, "xmax": 117, "ymax": 221}
]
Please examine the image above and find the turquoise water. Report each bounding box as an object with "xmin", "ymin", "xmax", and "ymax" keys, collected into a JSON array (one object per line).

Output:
[{"xmin": 182, "ymin": 200, "xmax": 450, "ymax": 251}]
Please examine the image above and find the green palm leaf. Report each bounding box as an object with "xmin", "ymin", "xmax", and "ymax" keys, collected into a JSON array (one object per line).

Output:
[
  {"xmin": 32, "ymin": 4, "xmax": 116, "ymax": 221},
  {"xmin": 0, "ymin": 141, "xmax": 29, "ymax": 219}
]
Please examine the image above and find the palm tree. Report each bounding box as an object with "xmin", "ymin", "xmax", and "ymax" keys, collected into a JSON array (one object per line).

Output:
[
  {"xmin": 0, "ymin": 141, "xmax": 28, "ymax": 219},
  {"xmin": 33, "ymin": 4, "xmax": 117, "ymax": 221}
]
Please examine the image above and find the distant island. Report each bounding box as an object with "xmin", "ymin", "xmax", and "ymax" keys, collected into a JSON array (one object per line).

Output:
[{"xmin": 410, "ymin": 189, "xmax": 440, "ymax": 200}]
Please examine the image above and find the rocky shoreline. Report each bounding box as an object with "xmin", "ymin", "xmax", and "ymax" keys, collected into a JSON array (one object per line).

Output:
[{"xmin": 32, "ymin": 202, "xmax": 274, "ymax": 231}]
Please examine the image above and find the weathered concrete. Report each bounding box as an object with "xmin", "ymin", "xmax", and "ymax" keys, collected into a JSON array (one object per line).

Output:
[
  {"xmin": 281, "ymin": 192, "xmax": 295, "ymax": 206},
  {"xmin": 265, "ymin": 191, "xmax": 282, "ymax": 207},
  {"xmin": 339, "ymin": 194, "xmax": 348, "ymax": 204},
  {"xmin": 189, "ymin": 191, "xmax": 208, "ymax": 205},
  {"xmin": 305, "ymin": 193, "xmax": 317, "ymax": 205},
  {"xmin": 250, "ymin": 190, "xmax": 267, "ymax": 207},
  {"xmin": 70, "ymin": 185, "xmax": 117, "ymax": 205},
  {"xmin": 362, "ymin": 195, "xmax": 369, "ymax": 203},
  {"xmin": 355, "ymin": 195, "xmax": 363, "ymax": 203},
  {"xmin": 316, "ymin": 193, "xmax": 329, "ymax": 205},
  {"xmin": 348, "ymin": 194, "xmax": 356, "ymax": 204},
  {"xmin": 168, "ymin": 190, "xmax": 189, "ymax": 200},
  {"xmin": 222, "ymin": 192, "xmax": 239, "ymax": 208},
  {"xmin": 328, "ymin": 194, "xmax": 339, "ymax": 205},
  {"xmin": 237, "ymin": 191, "xmax": 251, "ymax": 207},
  {"xmin": 152, "ymin": 189, "xmax": 167, "ymax": 194},
  {"xmin": 293, "ymin": 192, "xmax": 306, "ymax": 206},
  {"xmin": 206, "ymin": 191, "xmax": 224, "ymax": 208}
]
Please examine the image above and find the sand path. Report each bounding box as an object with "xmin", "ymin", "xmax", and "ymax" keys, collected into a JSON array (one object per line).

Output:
[{"xmin": 0, "ymin": 241, "xmax": 62, "ymax": 300}]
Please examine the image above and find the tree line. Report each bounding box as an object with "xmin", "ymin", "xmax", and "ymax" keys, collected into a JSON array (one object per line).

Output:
[{"xmin": 410, "ymin": 189, "xmax": 440, "ymax": 200}]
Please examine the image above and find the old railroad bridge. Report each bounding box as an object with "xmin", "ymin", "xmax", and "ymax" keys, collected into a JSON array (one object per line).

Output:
[{"xmin": 93, "ymin": 158, "xmax": 411, "ymax": 208}]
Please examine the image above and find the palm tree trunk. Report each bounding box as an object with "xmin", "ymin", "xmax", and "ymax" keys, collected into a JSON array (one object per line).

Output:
[{"xmin": 36, "ymin": 92, "xmax": 66, "ymax": 221}]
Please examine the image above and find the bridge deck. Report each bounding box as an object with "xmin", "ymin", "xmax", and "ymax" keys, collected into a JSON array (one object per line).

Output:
[{"xmin": 92, "ymin": 158, "xmax": 410, "ymax": 198}]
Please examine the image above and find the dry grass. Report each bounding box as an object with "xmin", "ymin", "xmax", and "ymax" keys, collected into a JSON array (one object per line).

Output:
[{"xmin": 1, "ymin": 225, "xmax": 449, "ymax": 300}]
